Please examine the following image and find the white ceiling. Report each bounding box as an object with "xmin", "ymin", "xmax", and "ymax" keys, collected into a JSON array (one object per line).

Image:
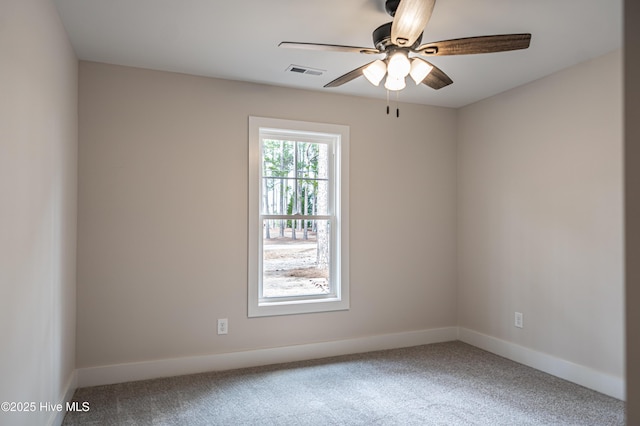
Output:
[{"xmin": 52, "ymin": 0, "xmax": 622, "ymax": 108}]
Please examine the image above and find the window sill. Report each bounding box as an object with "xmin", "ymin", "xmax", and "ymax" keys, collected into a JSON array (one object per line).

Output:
[{"xmin": 249, "ymin": 296, "xmax": 349, "ymax": 317}]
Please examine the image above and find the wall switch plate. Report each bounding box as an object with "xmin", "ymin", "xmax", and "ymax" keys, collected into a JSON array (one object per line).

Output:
[
  {"xmin": 515, "ymin": 312, "xmax": 524, "ymax": 328},
  {"xmin": 217, "ymin": 318, "xmax": 228, "ymax": 335}
]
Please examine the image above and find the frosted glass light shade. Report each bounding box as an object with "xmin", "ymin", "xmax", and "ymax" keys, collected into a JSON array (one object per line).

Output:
[
  {"xmin": 363, "ymin": 60, "xmax": 387, "ymax": 86},
  {"xmin": 386, "ymin": 52, "xmax": 411, "ymax": 78},
  {"xmin": 384, "ymin": 75, "xmax": 406, "ymax": 91},
  {"xmin": 410, "ymin": 58, "xmax": 434, "ymax": 84}
]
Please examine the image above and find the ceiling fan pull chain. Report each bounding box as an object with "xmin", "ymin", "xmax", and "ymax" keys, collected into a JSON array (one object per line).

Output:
[
  {"xmin": 386, "ymin": 90, "xmax": 390, "ymax": 115},
  {"xmin": 396, "ymin": 91, "xmax": 400, "ymax": 118}
]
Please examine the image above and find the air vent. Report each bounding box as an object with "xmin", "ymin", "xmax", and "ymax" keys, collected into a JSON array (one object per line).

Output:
[{"xmin": 286, "ymin": 65, "xmax": 325, "ymax": 76}]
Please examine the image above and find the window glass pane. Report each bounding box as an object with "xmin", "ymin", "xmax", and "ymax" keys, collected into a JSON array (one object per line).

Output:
[
  {"xmin": 262, "ymin": 219, "xmax": 331, "ymax": 298},
  {"xmin": 261, "ymin": 178, "xmax": 294, "ymax": 215},
  {"xmin": 300, "ymin": 179, "xmax": 328, "ymax": 215},
  {"xmin": 261, "ymin": 179, "xmax": 328, "ymax": 216},
  {"xmin": 262, "ymin": 139, "xmax": 294, "ymax": 178},
  {"xmin": 296, "ymin": 142, "xmax": 329, "ymax": 179}
]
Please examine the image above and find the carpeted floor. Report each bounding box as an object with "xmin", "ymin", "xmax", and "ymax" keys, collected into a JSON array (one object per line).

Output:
[{"xmin": 63, "ymin": 341, "xmax": 624, "ymax": 425}]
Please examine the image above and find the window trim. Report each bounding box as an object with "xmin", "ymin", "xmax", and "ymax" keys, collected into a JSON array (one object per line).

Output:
[{"xmin": 248, "ymin": 116, "xmax": 349, "ymax": 317}]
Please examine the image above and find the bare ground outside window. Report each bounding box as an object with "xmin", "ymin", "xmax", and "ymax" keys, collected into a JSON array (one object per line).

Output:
[{"xmin": 263, "ymin": 228, "xmax": 329, "ymax": 297}]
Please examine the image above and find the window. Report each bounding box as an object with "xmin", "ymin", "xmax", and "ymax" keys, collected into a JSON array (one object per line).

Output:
[{"xmin": 248, "ymin": 117, "xmax": 349, "ymax": 317}]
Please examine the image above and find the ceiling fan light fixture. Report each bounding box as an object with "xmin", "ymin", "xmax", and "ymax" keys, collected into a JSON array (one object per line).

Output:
[
  {"xmin": 409, "ymin": 58, "xmax": 433, "ymax": 84},
  {"xmin": 384, "ymin": 75, "xmax": 406, "ymax": 91},
  {"xmin": 386, "ymin": 51, "xmax": 411, "ymax": 78},
  {"xmin": 363, "ymin": 60, "xmax": 387, "ymax": 86}
]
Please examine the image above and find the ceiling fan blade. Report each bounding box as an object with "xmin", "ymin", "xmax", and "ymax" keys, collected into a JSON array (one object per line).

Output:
[
  {"xmin": 420, "ymin": 60, "xmax": 453, "ymax": 90},
  {"xmin": 415, "ymin": 33, "xmax": 531, "ymax": 56},
  {"xmin": 279, "ymin": 42, "xmax": 380, "ymax": 55},
  {"xmin": 391, "ymin": 0, "xmax": 436, "ymax": 47},
  {"xmin": 324, "ymin": 62, "xmax": 373, "ymax": 88}
]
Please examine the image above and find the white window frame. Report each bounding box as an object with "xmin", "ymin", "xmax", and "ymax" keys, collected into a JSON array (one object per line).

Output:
[{"xmin": 248, "ymin": 116, "xmax": 349, "ymax": 317}]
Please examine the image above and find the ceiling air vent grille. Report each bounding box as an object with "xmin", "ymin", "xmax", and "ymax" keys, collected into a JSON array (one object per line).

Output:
[{"xmin": 286, "ymin": 65, "xmax": 325, "ymax": 76}]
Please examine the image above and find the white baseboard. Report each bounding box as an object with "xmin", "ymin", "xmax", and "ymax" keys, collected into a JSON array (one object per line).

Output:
[
  {"xmin": 49, "ymin": 370, "xmax": 77, "ymax": 426},
  {"xmin": 76, "ymin": 327, "xmax": 458, "ymax": 388},
  {"xmin": 458, "ymin": 327, "xmax": 625, "ymax": 400},
  {"xmin": 75, "ymin": 327, "xmax": 625, "ymax": 401}
]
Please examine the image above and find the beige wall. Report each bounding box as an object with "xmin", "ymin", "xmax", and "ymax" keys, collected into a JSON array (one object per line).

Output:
[
  {"xmin": 457, "ymin": 50, "xmax": 624, "ymax": 378},
  {"xmin": 76, "ymin": 62, "xmax": 458, "ymax": 367},
  {"xmin": 626, "ymin": 0, "xmax": 640, "ymax": 421},
  {"xmin": 0, "ymin": 0, "xmax": 78, "ymax": 425}
]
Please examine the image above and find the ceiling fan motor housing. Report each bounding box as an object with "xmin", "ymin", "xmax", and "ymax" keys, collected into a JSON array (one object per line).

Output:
[{"xmin": 373, "ymin": 22, "xmax": 422, "ymax": 51}]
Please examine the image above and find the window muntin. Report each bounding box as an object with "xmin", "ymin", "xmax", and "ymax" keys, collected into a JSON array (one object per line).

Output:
[{"xmin": 248, "ymin": 117, "xmax": 349, "ymax": 317}]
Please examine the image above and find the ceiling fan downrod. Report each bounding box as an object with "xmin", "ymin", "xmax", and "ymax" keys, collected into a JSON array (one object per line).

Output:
[{"xmin": 385, "ymin": 0, "xmax": 401, "ymax": 17}]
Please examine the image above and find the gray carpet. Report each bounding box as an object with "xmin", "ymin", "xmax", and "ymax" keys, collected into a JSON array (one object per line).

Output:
[{"xmin": 63, "ymin": 341, "xmax": 624, "ymax": 425}]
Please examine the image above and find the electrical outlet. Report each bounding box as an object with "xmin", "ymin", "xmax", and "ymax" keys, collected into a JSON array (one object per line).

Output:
[
  {"xmin": 217, "ymin": 318, "xmax": 228, "ymax": 335},
  {"xmin": 515, "ymin": 312, "xmax": 523, "ymax": 328}
]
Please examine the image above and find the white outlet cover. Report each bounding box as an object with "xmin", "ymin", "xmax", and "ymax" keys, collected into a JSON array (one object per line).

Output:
[
  {"xmin": 217, "ymin": 318, "xmax": 228, "ymax": 335},
  {"xmin": 515, "ymin": 312, "xmax": 523, "ymax": 328}
]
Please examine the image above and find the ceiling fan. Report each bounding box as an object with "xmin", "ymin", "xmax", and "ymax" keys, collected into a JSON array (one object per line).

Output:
[{"xmin": 279, "ymin": 0, "xmax": 531, "ymax": 92}]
